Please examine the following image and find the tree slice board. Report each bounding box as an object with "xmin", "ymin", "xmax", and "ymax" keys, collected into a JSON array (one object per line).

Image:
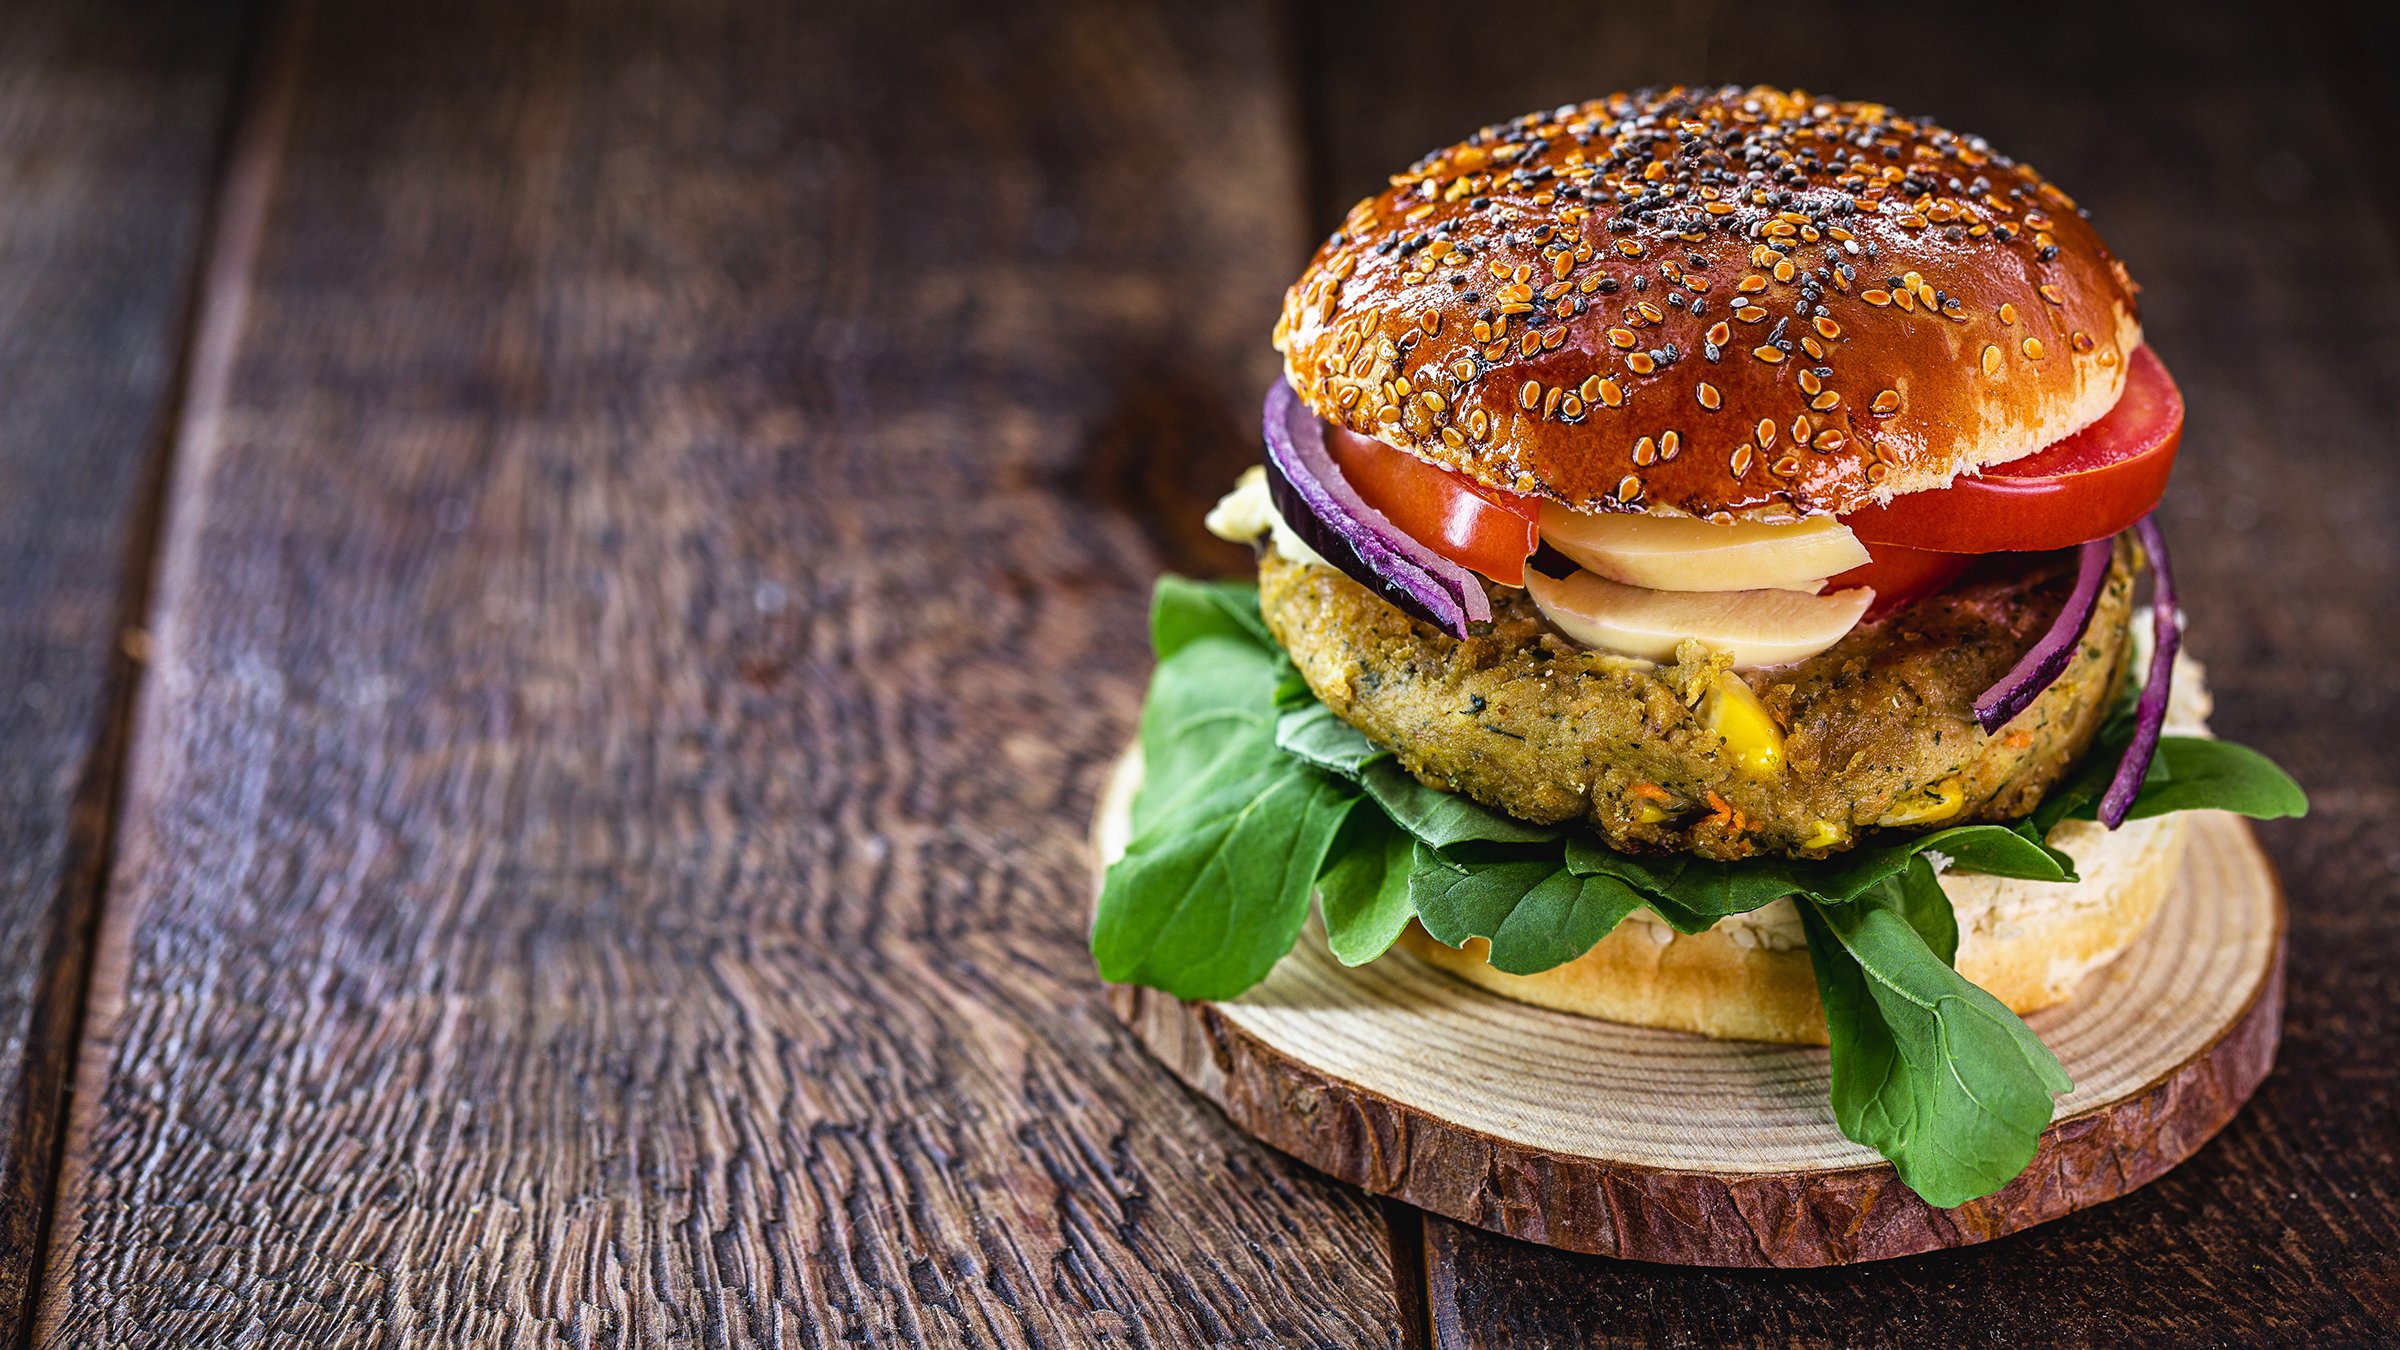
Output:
[{"xmin": 1093, "ymin": 749, "xmax": 2284, "ymax": 1267}]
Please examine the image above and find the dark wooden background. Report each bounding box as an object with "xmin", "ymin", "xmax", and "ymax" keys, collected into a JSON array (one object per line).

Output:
[{"xmin": 0, "ymin": 0, "xmax": 2389, "ymax": 1344}]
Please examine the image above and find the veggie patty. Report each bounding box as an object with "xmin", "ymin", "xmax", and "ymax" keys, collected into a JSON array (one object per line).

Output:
[{"xmin": 1260, "ymin": 539, "xmax": 2135, "ymax": 860}]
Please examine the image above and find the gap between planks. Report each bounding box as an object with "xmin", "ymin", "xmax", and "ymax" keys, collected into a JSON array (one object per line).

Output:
[{"xmin": 19, "ymin": 2, "xmax": 306, "ymax": 1345}]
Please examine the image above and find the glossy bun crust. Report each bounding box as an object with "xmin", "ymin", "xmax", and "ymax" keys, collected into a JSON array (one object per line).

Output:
[{"xmin": 1274, "ymin": 86, "xmax": 2144, "ymax": 521}]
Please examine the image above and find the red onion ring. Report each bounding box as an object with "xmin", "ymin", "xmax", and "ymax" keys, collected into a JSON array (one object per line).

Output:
[
  {"xmin": 2099, "ymin": 515, "xmax": 2178, "ymax": 827},
  {"xmin": 1972, "ymin": 536, "xmax": 2116, "ymax": 734},
  {"xmin": 1260, "ymin": 381, "xmax": 1491, "ymax": 638}
]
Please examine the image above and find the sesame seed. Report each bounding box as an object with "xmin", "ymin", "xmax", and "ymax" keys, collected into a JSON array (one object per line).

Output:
[
  {"xmin": 1608, "ymin": 327, "xmax": 1638, "ymax": 348},
  {"xmin": 1544, "ymin": 385, "xmax": 1565, "ymax": 417},
  {"xmin": 1752, "ymin": 344, "xmax": 1786, "ymax": 364},
  {"xmin": 1600, "ymin": 377, "xmax": 1625, "ymax": 407},
  {"xmin": 1756, "ymin": 417, "xmax": 1777, "ymax": 449},
  {"xmin": 1519, "ymin": 381, "xmax": 1542, "ymax": 410},
  {"xmin": 1872, "ymin": 388, "xmax": 1901, "ymax": 414},
  {"xmin": 1633, "ymin": 435, "xmax": 1657, "ymax": 466},
  {"xmin": 2039, "ymin": 284, "xmax": 2065, "ymax": 305},
  {"xmin": 1998, "ymin": 302, "xmax": 2018, "ymax": 325},
  {"xmin": 1627, "ymin": 352, "xmax": 1657, "ymax": 375},
  {"xmin": 1811, "ymin": 390, "xmax": 1840, "ymax": 411},
  {"xmin": 1697, "ymin": 382, "xmax": 1721, "ymax": 410},
  {"xmin": 1863, "ymin": 289, "xmax": 1891, "ymax": 306},
  {"xmin": 1731, "ymin": 445, "xmax": 1754, "ymax": 477},
  {"xmin": 2022, "ymin": 337, "xmax": 2045, "ymax": 359},
  {"xmin": 1660, "ymin": 430, "xmax": 1681, "ymax": 460},
  {"xmin": 1616, "ymin": 473, "xmax": 1643, "ymax": 502},
  {"xmin": 1982, "ymin": 344, "xmax": 2003, "ymax": 376}
]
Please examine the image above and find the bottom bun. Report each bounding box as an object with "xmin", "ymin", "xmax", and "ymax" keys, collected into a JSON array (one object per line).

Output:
[{"xmin": 1399, "ymin": 809, "xmax": 2187, "ymax": 1045}]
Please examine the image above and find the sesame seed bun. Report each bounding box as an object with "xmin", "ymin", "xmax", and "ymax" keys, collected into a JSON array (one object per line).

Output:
[{"xmin": 1273, "ymin": 86, "xmax": 2144, "ymax": 522}]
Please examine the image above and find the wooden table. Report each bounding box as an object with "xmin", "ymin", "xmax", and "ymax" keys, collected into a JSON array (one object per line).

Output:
[{"xmin": 0, "ymin": 0, "xmax": 2391, "ymax": 1343}]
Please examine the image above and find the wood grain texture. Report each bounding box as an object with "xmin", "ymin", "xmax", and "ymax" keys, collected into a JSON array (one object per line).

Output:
[
  {"xmin": 31, "ymin": 0, "xmax": 1403, "ymax": 1345},
  {"xmin": 0, "ymin": 0, "xmax": 247, "ymax": 1338},
  {"xmin": 1301, "ymin": 0, "xmax": 2400, "ymax": 1336},
  {"xmin": 1105, "ymin": 724, "xmax": 2286, "ymax": 1265}
]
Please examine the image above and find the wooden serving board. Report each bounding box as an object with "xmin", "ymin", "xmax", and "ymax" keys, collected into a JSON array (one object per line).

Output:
[{"xmin": 1095, "ymin": 754, "xmax": 2284, "ymax": 1267}]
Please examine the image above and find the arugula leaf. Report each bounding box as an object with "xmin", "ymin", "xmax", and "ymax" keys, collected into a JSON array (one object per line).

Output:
[
  {"xmin": 1561, "ymin": 839, "xmax": 1808, "ymax": 923},
  {"xmin": 1562, "ymin": 820, "xmax": 2068, "ymax": 923},
  {"xmin": 1096, "ymin": 592, "xmax": 1358, "ymax": 999},
  {"xmin": 1278, "ymin": 698, "xmax": 1560, "ymax": 846},
  {"xmin": 1798, "ymin": 860, "xmax": 2070, "ymax": 1209},
  {"xmin": 1408, "ymin": 844, "xmax": 1648, "ymax": 975},
  {"xmin": 2089, "ymin": 736, "xmax": 2307, "ymax": 823},
  {"xmin": 1149, "ymin": 575, "xmax": 1273, "ymax": 658},
  {"xmin": 1317, "ymin": 811, "xmax": 1417, "ymax": 966},
  {"xmin": 1275, "ymin": 700, "xmax": 1389, "ymax": 776},
  {"xmin": 1358, "ymin": 760, "xmax": 1563, "ymax": 847},
  {"xmin": 1809, "ymin": 823, "xmax": 2072, "ymax": 897}
]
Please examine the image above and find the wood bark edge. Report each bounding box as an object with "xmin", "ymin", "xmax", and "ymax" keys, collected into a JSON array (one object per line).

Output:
[{"xmin": 1105, "ymin": 827, "xmax": 2284, "ymax": 1267}]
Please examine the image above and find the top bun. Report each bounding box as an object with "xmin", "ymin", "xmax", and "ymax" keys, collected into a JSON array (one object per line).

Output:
[{"xmin": 1274, "ymin": 86, "xmax": 2143, "ymax": 522}]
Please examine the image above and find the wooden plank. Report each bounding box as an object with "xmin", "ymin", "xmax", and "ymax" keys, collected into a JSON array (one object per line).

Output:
[
  {"xmin": 1297, "ymin": 0, "xmax": 2400, "ymax": 1340},
  {"xmin": 33, "ymin": 0, "xmax": 1403, "ymax": 1344},
  {"xmin": 0, "ymin": 0, "xmax": 248, "ymax": 1339}
]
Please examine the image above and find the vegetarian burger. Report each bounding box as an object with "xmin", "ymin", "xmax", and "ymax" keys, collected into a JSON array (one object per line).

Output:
[{"xmin": 1094, "ymin": 86, "xmax": 2302, "ymax": 1207}]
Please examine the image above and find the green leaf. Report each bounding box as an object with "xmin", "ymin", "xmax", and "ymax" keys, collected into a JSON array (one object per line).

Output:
[
  {"xmin": 1562, "ymin": 821, "xmax": 2068, "ymax": 923},
  {"xmin": 1275, "ymin": 700, "xmax": 1390, "ymax": 776},
  {"xmin": 1809, "ymin": 823, "xmax": 2073, "ymax": 898},
  {"xmin": 1096, "ymin": 767, "xmax": 1354, "ymax": 999},
  {"xmin": 1408, "ymin": 844, "xmax": 1646, "ymax": 975},
  {"xmin": 1317, "ymin": 812, "xmax": 1418, "ymax": 966},
  {"xmin": 1561, "ymin": 839, "xmax": 1808, "ymax": 922},
  {"xmin": 1359, "ymin": 760, "xmax": 1563, "ymax": 847},
  {"xmin": 1094, "ymin": 609, "xmax": 1359, "ymax": 1000},
  {"xmin": 1149, "ymin": 575, "xmax": 1271, "ymax": 659},
  {"xmin": 2080, "ymin": 736, "xmax": 2308, "ymax": 823},
  {"xmin": 1277, "ymin": 698, "xmax": 1559, "ymax": 847},
  {"xmin": 1798, "ymin": 867, "xmax": 2070, "ymax": 1209}
]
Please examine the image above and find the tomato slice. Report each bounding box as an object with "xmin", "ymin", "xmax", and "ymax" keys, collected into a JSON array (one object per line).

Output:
[
  {"xmin": 1323, "ymin": 421, "xmax": 1539, "ymax": 584},
  {"xmin": 1827, "ymin": 541, "xmax": 1974, "ymax": 619},
  {"xmin": 1841, "ymin": 345, "xmax": 2183, "ymax": 553}
]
